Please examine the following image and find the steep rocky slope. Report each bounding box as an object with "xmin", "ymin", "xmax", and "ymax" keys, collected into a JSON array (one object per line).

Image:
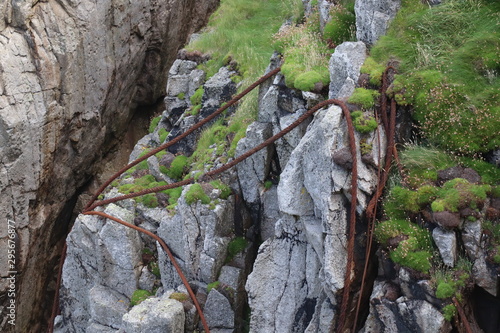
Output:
[
  {"xmin": 0, "ymin": 1, "xmax": 218, "ymax": 331},
  {"xmin": 23, "ymin": 0, "xmax": 500, "ymax": 332}
]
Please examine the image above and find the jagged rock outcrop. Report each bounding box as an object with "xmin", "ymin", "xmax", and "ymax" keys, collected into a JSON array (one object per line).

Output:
[
  {"xmin": 0, "ymin": 1, "xmax": 218, "ymax": 331},
  {"xmin": 328, "ymin": 41, "xmax": 367, "ymax": 99},
  {"xmin": 166, "ymin": 65, "xmax": 237, "ymax": 155},
  {"xmin": 355, "ymin": 0, "xmax": 401, "ymax": 45},
  {"xmin": 360, "ymin": 280, "xmax": 451, "ymax": 332},
  {"xmin": 243, "ymin": 47, "xmax": 387, "ymax": 331}
]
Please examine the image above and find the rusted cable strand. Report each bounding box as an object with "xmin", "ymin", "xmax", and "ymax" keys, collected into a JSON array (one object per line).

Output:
[
  {"xmin": 52, "ymin": 67, "xmax": 282, "ymax": 332},
  {"xmin": 83, "ymin": 66, "xmax": 282, "ymax": 211},
  {"xmin": 453, "ymin": 297, "xmax": 473, "ymax": 333},
  {"xmin": 352, "ymin": 66, "xmax": 397, "ymax": 332},
  {"xmin": 83, "ymin": 211, "xmax": 211, "ymax": 333},
  {"xmin": 352, "ymin": 98, "xmax": 397, "ymax": 332},
  {"xmin": 86, "ymin": 99, "xmax": 348, "ymax": 211},
  {"xmin": 352, "ymin": 113, "xmax": 384, "ymax": 332},
  {"xmin": 335, "ymin": 104, "xmax": 359, "ymax": 333},
  {"xmin": 47, "ymin": 243, "xmax": 67, "ymax": 333}
]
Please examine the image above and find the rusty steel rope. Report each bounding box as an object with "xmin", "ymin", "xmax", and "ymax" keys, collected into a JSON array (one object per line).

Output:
[
  {"xmin": 453, "ymin": 297, "xmax": 473, "ymax": 333},
  {"xmin": 83, "ymin": 66, "xmax": 282, "ymax": 212},
  {"xmin": 47, "ymin": 243, "xmax": 67, "ymax": 333},
  {"xmin": 352, "ymin": 66, "xmax": 397, "ymax": 332},
  {"xmin": 83, "ymin": 211, "xmax": 211, "ymax": 333},
  {"xmin": 50, "ymin": 60, "xmax": 408, "ymax": 333},
  {"xmin": 84, "ymin": 99, "xmax": 352, "ymax": 212},
  {"xmin": 50, "ymin": 66, "xmax": 283, "ymax": 333}
]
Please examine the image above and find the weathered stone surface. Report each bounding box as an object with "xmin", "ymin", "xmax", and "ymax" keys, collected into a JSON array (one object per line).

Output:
[
  {"xmin": 360, "ymin": 281, "xmax": 451, "ymax": 333},
  {"xmin": 246, "ymin": 214, "xmax": 322, "ymax": 333},
  {"xmin": 88, "ymin": 285, "xmax": 129, "ymax": 329},
  {"xmin": 157, "ymin": 188, "xmax": 234, "ymax": 289},
  {"xmin": 257, "ymin": 67, "xmax": 309, "ymax": 166},
  {"xmin": 59, "ymin": 204, "xmax": 142, "ymax": 332},
  {"xmin": 437, "ymin": 166, "xmax": 481, "ymax": 184},
  {"xmin": 121, "ymin": 297, "xmax": 185, "ymax": 333},
  {"xmin": 432, "ymin": 227, "xmax": 457, "ymax": 267},
  {"xmin": 0, "ymin": 2, "xmax": 219, "ymax": 329},
  {"xmin": 205, "ymin": 289, "xmax": 235, "ymax": 329},
  {"xmin": 355, "ymin": 0, "xmax": 401, "ymax": 46},
  {"xmin": 328, "ymin": 42, "xmax": 367, "ymax": 99},
  {"xmin": 433, "ymin": 210, "xmax": 461, "ymax": 229},
  {"xmin": 219, "ymin": 265, "xmax": 243, "ymax": 291},
  {"xmin": 235, "ymin": 122, "xmax": 273, "ymax": 205},
  {"xmin": 166, "ymin": 66, "xmax": 237, "ymax": 154},
  {"xmin": 260, "ymin": 185, "xmax": 281, "ymax": 241}
]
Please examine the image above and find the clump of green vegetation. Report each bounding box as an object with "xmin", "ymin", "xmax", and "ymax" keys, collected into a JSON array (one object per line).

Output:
[
  {"xmin": 435, "ymin": 281, "xmax": 455, "ymax": 299},
  {"xmin": 375, "ymin": 219, "xmax": 433, "ymax": 273},
  {"xmin": 350, "ymin": 110, "xmax": 378, "ymax": 134},
  {"xmin": 323, "ymin": 1, "xmax": 356, "ymax": 45},
  {"xmin": 207, "ymin": 281, "xmax": 220, "ymax": 293},
  {"xmin": 369, "ymin": 0, "xmax": 500, "ymax": 154},
  {"xmin": 264, "ymin": 180, "xmax": 273, "ymax": 190},
  {"xmin": 136, "ymin": 194, "xmax": 159, "ymax": 208},
  {"xmin": 348, "ymin": 88, "xmax": 380, "ymax": 109},
  {"xmin": 185, "ymin": 183, "xmax": 211, "ymax": 205},
  {"xmin": 274, "ymin": 19, "xmax": 330, "ymax": 91},
  {"xmin": 294, "ymin": 71, "xmax": 325, "ymax": 92},
  {"xmin": 430, "ymin": 178, "xmax": 491, "ymax": 212},
  {"xmin": 160, "ymin": 155, "xmax": 188, "ymax": 180},
  {"xmin": 386, "ymin": 186, "xmax": 431, "ymax": 214},
  {"xmin": 226, "ymin": 237, "xmax": 248, "ymax": 262},
  {"xmin": 149, "ymin": 116, "xmax": 162, "ymax": 133},
  {"xmin": 190, "ymin": 86, "xmax": 204, "ymax": 105},
  {"xmin": 130, "ymin": 289, "xmax": 152, "ymax": 306},
  {"xmin": 188, "ymin": 0, "xmax": 304, "ymax": 82},
  {"xmin": 169, "ymin": 292, "xmax": 189, "ymax": 302},
  {"xmin": 158, "ymin": 128, "xmax": 169, "ymax": 143},
  {"xmin": 399, "ymin": 146, "xmax": 456, "ymax": 187},
  {"xmin": 210, "ymin": 180, "xmax": 232, "ymax": 200},
  {"xmin": 149, "ymin": 261, "xmax": 161, "ymax": 278},
  {"xmin": 177, "ymin": 92, "xmax": 185, "ymax": 100},
  {"xmin": 360, "ymin": 57, "xmax": 386, "ymax": 86},
  {"xmin": 161, "ymin": 186, "xmax": 184, "ymax": 209},
  {"xmin": 442, "ymin": 304, "xmax": 457, "ymax": 321}
]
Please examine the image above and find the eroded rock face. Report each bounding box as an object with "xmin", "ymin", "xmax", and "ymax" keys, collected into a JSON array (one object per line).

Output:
[
  {"xmin": 0, "ymin": 1, "xmax": 218, "ymax": 331},
  {"xmin": 355, "ymin": 0, "xmax": 401, "ymax": 46},
  {"xmin": 245, "ymin": 57, "xmax": 387, "ymax": 330},
  {"xmin": 328, "ymin": 41, "xmax": 367, "ymax": 99}
]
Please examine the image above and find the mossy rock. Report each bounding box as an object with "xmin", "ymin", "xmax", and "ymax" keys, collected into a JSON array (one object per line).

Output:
[
  {"xmin": 294, "ymin": 71, "xmax": 323, "ymax": 92},
  {"xmin": 149, "ymin": 116, "xmax": 161, "ymax": 133},
  {"xmin": 190, "ymin": 86, "xmax": 204, "ymax": 105},
  {"xmin": 348, "ymin": 88, "xmax": 380, "ymax": 109},
  {"xmin": 130, "ymin": 289, "xmax": 152, "ymax": 306},
  {"xmin": 185, "ymin": 183, "xmax": 210, "ymax": 205}
]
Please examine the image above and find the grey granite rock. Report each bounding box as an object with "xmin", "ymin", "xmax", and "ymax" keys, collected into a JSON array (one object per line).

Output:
[
  {"xmin": 355, "ymin": 0, "xmax": 401, "ymax": 46},
  {"xmin": 235, "ymin": 122, "xmax": 273, "ymax": 205},
  {"xmin": 432, "ymin": 227, "xmax": 457, "ymax": 267},
  {"xmin": 121, "ymin": 297, "xmax": 185, "ymax": 333},
  {"xmin": 328, "ymin": 42, "xmax": 367, "ymax": 99},
  {"xmin": 205, "ymin": 289, "xmax": 235, "ymax": 329}
]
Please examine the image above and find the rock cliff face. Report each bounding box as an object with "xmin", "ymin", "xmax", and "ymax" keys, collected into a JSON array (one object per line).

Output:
[{"xmin": 0, "ymin": 1, "xmax": 218, "ymax": 331}]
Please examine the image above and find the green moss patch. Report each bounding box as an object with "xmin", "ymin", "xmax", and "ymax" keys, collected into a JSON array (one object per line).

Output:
[
  {"xmin": 226, "ymin": 237, "xmax": 248, "ymax": 262},
  {"xmin": 430, "ymin": 178, "xmax": 491, "ymax": 213},
  {"xmin": 375, "ymin": 219, "xmax": 433, "ymax": 273},
  {"xmin": 149, "ymin": 116, "xmax": 161, "ymax": 133},
  {"xmin": 348, "ymin": 88, "xmax": 380, "ymax": 109},
  {"xmin": 130, "ymin": 289, "xmax": 152, "ymax": 306},
  {"xmin": 185, "ymin": 183, "xmax": 211, "ymax": 205},
  {"xmin": 323, "ymin": 2, "xmax": 356, "ymax": 46},
  {"xmin": 350, "ymin": 110, "xmax": 378, "ymax": 134}
]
